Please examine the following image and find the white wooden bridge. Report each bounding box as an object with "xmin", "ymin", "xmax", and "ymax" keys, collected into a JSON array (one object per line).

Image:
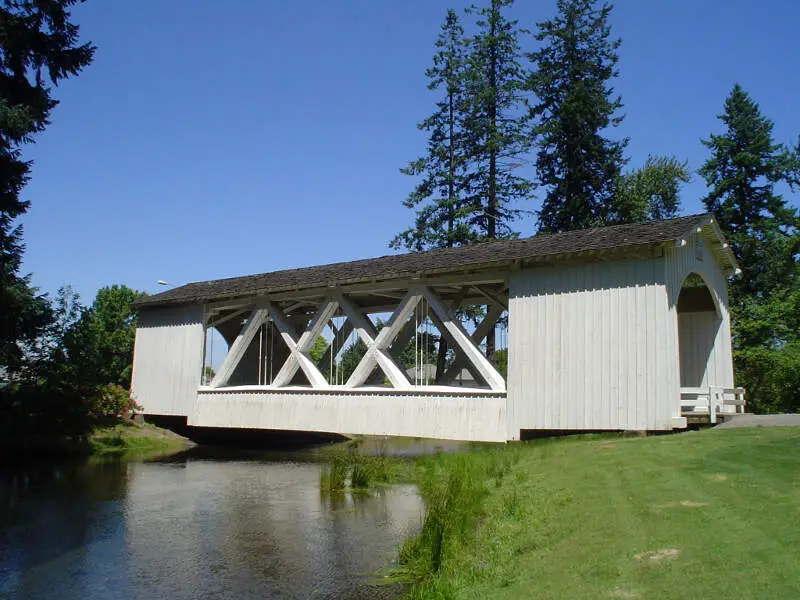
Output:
[{"xmin": 132, "ymin": 214, "xmax": 743, "ymax": 442}]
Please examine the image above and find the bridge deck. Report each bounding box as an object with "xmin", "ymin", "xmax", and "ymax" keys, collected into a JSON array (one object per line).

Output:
[{"xmin": 192, "ymin": 387, "xmax": 508, "ymax": 442}]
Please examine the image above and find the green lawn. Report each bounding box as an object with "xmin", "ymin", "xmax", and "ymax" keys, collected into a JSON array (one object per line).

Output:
[{"xmin": 402, "ymin": 427, "xmax": 800, "ymax": 599}]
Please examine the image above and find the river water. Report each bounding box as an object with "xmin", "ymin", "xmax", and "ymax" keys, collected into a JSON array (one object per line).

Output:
[{"xmin": 0, "ymin": 445, "xmax": 426, "ymax": 600}]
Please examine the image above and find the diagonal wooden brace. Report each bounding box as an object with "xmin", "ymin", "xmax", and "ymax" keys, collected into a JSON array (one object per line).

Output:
[
  {"xmin": 210, "ymin": 307, "xmax": 269, "ymax": 388},
  {"xmin": 419, "ymin": 286, "xmax": 506, "ymax": 391},
  {"xmin": 337, "ymin": 291, "xmax": 420, "ymax": 389},
  {"xmin": 267, "ymin": 299, "xmax": 338, "ymax": 388},
  {"xmin": 365, "ymin": 303, "xmax": 424, "ymax": 385},
  {"xmin": 438, "ymin": 304, "xmax": 504, "ymax": 385}
]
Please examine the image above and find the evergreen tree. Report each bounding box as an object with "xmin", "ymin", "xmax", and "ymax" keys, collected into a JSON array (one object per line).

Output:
[
  {"xmin": 529, "ymin": 0, "xmax": 627, "ymax": 232},
  {"xmin": 699, "ymin": 84, "xmax": 800, "ymax": 298},
  {"xmin": 699, "ymin": 84, "xmax": 800, "ymax": 412},
  {"xmin": 611, "ymin": 155, "xmax": 690, "ymax": 224},
  {"xmin": 0, "ymin": 1, "xmax": 95, "ymax": 373},
  {"xmin": 462, "ymin": 0, "xmax": 532, "ymax": 242},
  {"xmin": 392, "ymin": 9, "xmax": 473, "ymax": 251},
  {"xmin": 461, "ymin": 0, "xmax": 531, "ymax": 360},
  {"xmin": 396, "ymin": 1, "xmax": 530, "ymax": 363}
]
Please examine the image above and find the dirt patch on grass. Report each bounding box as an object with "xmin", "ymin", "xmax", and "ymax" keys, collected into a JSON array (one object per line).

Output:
[
  {"xmin": 634, "ymin": 548, "xmax": 680, "ymax": 562},
  {"xmin": 656, "ymin": 500, "xmax": 709, "ymax": 509},
  {"xmin": 708, "ymin": 473, "xmax": 729, "ymax": 481},
  {"xmin": 608, "ymin": 588, "xmax": 641, "ymax": 598},
  {"xmin": 596, "ymin": 442, "xmax": 617, "ymax": 449}
]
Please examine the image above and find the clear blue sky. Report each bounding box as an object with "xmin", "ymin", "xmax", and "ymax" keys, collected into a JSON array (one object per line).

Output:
[{"xmin": 20, "ymin": 0, "xmax": 800, "ymax": 303}]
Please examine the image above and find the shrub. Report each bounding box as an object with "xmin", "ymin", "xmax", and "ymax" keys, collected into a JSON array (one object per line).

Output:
[{"xmin": 90, "ymin": 384, "xmax": 141, "ymax": 420}]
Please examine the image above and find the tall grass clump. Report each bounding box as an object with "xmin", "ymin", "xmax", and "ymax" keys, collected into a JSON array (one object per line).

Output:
[
  {"xmin": 399, "ymin": 446, "xmax": 522, "ymax": 592},
  {"xmin": 319, "ymin": 447, "xmax": 411, "ymax": 493},
  {"xmin": 350, "ymin": 461, "xmax": 370, "ymax": 489},
  {"xmin": 319, "ymin": 453, "xmax": 349, "ymax": 492}
]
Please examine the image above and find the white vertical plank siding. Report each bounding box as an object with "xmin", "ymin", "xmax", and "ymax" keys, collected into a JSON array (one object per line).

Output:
[
  {"xmin": 665, "ymin": 230, "xmax": 735, "ymax": 391},
  {"xmin": 507, "ymin": 258, "xmax": 675, "ymax": 437},
  {"xmin": 678, "ymin": 312, "xmax": 721, "ymax": 386},
  {"xmin": 131, "ymin": 305, "xmax": 204, "ymax": 416},
  {"xmin": 506, "ymin": 229, "xmax": 735, "ymax": 439}
]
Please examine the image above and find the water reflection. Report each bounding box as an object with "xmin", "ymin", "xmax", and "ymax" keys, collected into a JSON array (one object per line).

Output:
[{"xmin": 0, "ymin": 450, "xmax": 423, "ymax": 600}]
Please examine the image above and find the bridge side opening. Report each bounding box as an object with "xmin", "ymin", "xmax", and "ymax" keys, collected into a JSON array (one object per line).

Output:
[
  {"xmin": 200, "ymin": 284, "xmax": 509, "ymax": 393},
  {"xmin": 676, "ymin": 272, "xmax": 744, "ymax": 420},
  {"xmin": 676, "ymin": 272, "xmax": 719, "ymax": 388}
]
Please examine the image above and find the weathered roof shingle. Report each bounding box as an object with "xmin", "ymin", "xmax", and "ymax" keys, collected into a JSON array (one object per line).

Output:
[{"xmin": 135, "ymin": 213, "xmax": 716, "ymax": 308}]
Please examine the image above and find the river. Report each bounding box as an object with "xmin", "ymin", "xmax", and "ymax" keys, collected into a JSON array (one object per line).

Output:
[{"xmin": 0, "ymin": 444, "xmax": 427, "ymax": 600}]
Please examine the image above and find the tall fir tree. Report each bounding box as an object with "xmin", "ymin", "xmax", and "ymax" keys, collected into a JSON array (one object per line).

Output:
[
  {"xmin": 392, "ymin": 9, "xmax": 473, "ymax": 252},
  {"xmin": 0, "ymin": 0, "xmax": 95, "ymax": 373},
  {"xmin": 529, "ymin": 0, "xmax": 627, "ymax": 232},
  {"xmin": 699, "ymin": 84, "xmax": 800, "ymax": 298},
  {"xmin": 396, "ymin": 1, "xmax": 531, "ymax": 364},
  {"xmin": 699, "ymin": 84, "xmax": 800, "ymax": 412},
  {"xmin": 462, "ymin": 0, "xmax": 531, "ymax": 360},
  {"xmin": 461, "ymin": 0, "xmax": 532, "ymax": 242}
]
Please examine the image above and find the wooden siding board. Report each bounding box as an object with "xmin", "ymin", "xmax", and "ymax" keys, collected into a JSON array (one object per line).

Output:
[
  {"xmin": 131, "ymin": 305, "xmax": 204, "ymax": 416},
  {"xmin": 507, "ymin": 257, "xmax": 676, "ymax": 433},
  {"xmin": 600, "ymin": 280, "xmax": 610, "ymax": 429},
  {"xmin": 644, "ymin": 262, "xmax": 656, "ymax": 429},
  {"xmin": 615, "ymin": 282, "xmax": 627, "ymax": 428}
]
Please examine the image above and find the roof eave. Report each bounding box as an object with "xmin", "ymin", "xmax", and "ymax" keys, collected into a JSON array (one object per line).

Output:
[
  {"xmin": 132, "ymin": 243, "xmax": 670, "ymax": 310},
  {"xmin": 674, "ymin": 214, "xmax": 741, "ymax": 277}
]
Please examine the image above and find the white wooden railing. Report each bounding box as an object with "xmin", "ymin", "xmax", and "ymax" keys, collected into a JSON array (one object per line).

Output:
[{"xmin": 680, "ymin": 387, "xmax": 746, "ymax": 423}]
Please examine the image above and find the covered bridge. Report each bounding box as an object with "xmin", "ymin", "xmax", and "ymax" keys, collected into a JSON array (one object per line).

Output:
[{"xmin": 131, "ymin": 213, "xmax": 743, "ymax": 442}]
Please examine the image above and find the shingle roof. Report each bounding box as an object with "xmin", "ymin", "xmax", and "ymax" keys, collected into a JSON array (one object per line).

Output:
[{"xmin": 135, "ymin": 213, "xmax": 717, "ymax": 308}]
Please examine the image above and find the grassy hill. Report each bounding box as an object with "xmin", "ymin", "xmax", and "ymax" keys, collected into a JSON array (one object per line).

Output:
[{"xmin": 401, "ymin": 427, "xmax": 800, "ymax": 599}]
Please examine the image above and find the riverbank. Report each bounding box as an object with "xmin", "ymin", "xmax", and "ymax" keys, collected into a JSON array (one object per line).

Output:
[
  {"xmin": 89, "ymin": 419, "xmax": 194, "ymax": 457},
  {"xmin": 0, "ymin": 419, "xmax": 194, "ymax": 460},
  {"xmin": 399, "ymin": 427, "xmax": 800, "ymax": 599}
]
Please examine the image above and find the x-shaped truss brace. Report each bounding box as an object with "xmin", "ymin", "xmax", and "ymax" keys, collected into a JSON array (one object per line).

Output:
[{"xmin": 208, "ymin": 286, "xmax": 506, "ymax": 392}]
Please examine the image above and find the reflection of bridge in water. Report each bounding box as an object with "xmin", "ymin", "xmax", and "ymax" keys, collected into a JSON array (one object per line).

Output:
[{"xmin": 132, "ymin": 214, "xmax": 742, "ymax": 442}]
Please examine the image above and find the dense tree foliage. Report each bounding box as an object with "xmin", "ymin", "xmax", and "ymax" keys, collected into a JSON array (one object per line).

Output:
[
  {"xmin": 610, "ymin": 156, "xmax": 690, "ymax": 224},
  {"xmin": 0, "ymin": 0, "xmax": 95, "ymax": 374},
  {"xmin": 699, "ymin": 84, "xmax": 800, "ymax": 298},
  {"xmin": 1, "ymin": 285, "xmax": 146, "ymax": 440},
  {"xmin": 529, "ymin": 0, "xmax": 627, "ymax": 232},
  {"xmin": 308, "ymin": 336, "xmax": 328, "ymax": 364},
  {"xmin": 699, "ymin": 84, "xmax": 800, "ymax": 412},
  {"xmin": 53, "ymin": 285, "xmax": 147, "ymax": 391}
]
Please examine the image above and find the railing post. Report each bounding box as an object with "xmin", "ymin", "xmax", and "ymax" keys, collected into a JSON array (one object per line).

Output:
[{"xmin": 708, "ymin": 387, "xmax": 717, "ymax": 424}]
